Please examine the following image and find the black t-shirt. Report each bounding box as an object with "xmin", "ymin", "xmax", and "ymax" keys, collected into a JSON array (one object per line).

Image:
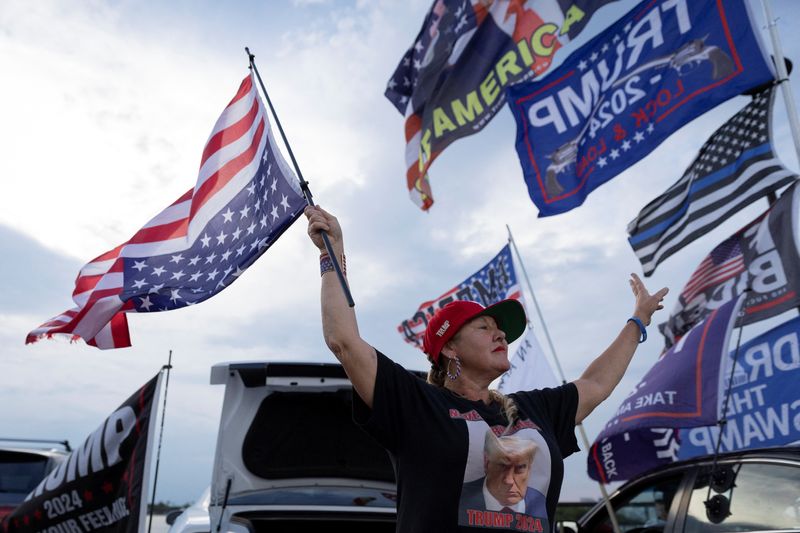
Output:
[{"xmin": 353, "ymin": 350, "xmax": 579, "ymax": 533}]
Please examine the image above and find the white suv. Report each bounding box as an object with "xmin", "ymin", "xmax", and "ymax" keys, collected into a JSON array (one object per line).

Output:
[{"xmin": 171, "ymin": 361, "xmax": 422, "ymax": 533}]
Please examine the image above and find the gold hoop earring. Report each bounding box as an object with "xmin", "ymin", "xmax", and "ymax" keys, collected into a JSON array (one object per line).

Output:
[{"xmin": 446, "ymin": 356, "xmax": 461, "ymax": 381}]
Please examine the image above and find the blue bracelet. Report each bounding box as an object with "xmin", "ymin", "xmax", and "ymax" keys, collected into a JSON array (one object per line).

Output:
[{"xmin": 627, "ymin": 317, "xmax": 647, "ymax": 343}]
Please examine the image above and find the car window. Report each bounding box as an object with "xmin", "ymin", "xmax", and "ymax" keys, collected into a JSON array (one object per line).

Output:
[
  {"xmin": 582, "ymin": 474, "xmax": 682, "ymax": 533},
  {"xmin": 684, "ymin": 462, "xmax": 800, "ymax": 532},
  {"xmin": 0, "ymin": 452, "xmax": 48, "ymax": 500}
]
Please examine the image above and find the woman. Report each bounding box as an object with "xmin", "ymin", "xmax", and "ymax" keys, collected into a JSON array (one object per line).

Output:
[{"xmin": 305, "ymin": 206, "xmax": 668, "ymax": 533}]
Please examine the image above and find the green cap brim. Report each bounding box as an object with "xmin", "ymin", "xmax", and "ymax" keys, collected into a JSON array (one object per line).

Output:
[{"xmin": 478, "ymin": 299, "xmax": 527, "ymax": 344}]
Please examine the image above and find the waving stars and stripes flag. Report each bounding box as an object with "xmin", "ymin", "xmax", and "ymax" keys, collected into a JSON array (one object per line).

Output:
[
  {"xmin": 27, "ymin": 74, "xmax": 307, "ymax": 349},
  {"xmin": 628, "ymin": 87, "xmax": 797, "ymax": 276}
]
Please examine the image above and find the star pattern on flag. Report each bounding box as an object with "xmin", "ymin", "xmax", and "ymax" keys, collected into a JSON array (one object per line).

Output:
[
  {"xmin": 119, "ymin": 141, "xmax": 306, "ymax": 313},
  {"xmin": 687, "ymin": 91, "xmax": 771, "ymax": 177},
  {"xmin": 384, "ymin": 0, "xmax": 476, "ymax": 113}
]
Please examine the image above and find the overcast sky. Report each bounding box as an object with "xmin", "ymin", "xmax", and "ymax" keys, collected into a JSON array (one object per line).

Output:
[{"xmin": 2, "ymin": 0, "xmax": 800, "ymax": 506}]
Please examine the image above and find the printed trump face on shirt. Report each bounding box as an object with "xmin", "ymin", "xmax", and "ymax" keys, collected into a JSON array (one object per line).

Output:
[{"xmin": 484, "ymin": 445, "xmax": 534, "ymax": 506}]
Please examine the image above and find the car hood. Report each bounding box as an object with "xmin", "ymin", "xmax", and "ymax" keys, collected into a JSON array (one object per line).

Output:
[{"xmin": 209, "ymin": 361, "xmax": 396, "ymax": 506}]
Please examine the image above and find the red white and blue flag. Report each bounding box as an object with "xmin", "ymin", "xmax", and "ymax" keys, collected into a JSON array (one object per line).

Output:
[
  {"xmin": 398, "ymin": 244, "xmax": 523, "ymax": 350},
  {"xmin": 27, "ymin": 74, "xmax": 306, "ymax": 349},
  {"xmin": 386, "ymin": 0, "xmax": 620, "ymax": 210}
]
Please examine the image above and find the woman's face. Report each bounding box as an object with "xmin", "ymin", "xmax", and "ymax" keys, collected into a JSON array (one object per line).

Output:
[{"xmin": 446, "ymin": 315, "xmax": 510, "ymax": 378}]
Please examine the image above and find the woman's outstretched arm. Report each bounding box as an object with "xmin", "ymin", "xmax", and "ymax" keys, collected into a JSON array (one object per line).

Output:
[{"xmin": 572, "ymin": 273, "xmax": 668, "ymax": 424}]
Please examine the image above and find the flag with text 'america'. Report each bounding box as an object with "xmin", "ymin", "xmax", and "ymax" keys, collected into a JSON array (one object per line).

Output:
[
  {"xmin": 628, "ymin": 87, "xmax": 797, "ymax": 276},
  {"xmin": 26, "ymin": 74, "xmax": 306, "ymax": 349},
  {"xmin": 398, "ymin": 244, "xmax": 523, "ymax": 350},
  {"xmin": 506, "ymin": 0, "xmax": 775, "ymax": 217},
  {"xmin": 386, "ymin": 0, "xmax": 619, "ymax": 211}
]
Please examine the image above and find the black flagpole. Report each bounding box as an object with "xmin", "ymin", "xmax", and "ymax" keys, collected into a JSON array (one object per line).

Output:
[
  {"xmin": 245, "ymin": 47, "xmax": 354, "ymax": 307},
  {"xmin": 147, "ymin": 351, "xmax": 173, "ymax": 533}
]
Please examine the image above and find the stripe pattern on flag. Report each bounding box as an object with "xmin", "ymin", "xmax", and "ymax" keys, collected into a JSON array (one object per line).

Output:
[
  {"xmin": 628, "ymin": 87, "xmax": 797, "ymax": 276},
  {"xmin": 27, "ymin": 74, "xmax": 306, "ymax": 349},
  {"xmin": 385, "ymin": 0, "xmax": 617, "ymax": 210},
  {"xmin": 680, "ymin": 237, "xmax": 744, "ymax": 304}
]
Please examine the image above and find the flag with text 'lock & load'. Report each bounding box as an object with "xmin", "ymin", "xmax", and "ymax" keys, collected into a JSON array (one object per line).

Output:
[{"xmin": 506, "ymin": 0, "xmax": 775, "ymax": 217}]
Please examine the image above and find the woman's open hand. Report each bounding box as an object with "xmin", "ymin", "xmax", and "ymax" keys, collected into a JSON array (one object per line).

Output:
[{"xmin": 630, "ymin": 273, "xmax": 668, "ymax": 326}]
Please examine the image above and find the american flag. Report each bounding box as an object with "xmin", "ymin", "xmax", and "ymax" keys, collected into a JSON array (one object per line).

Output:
[
  {"xmin": 680, "ymin": 236, "xmax": 744, "ymax": 304},
  {"xmin": 397, "ymin": 244, "xmax": 522, "ymax": 349},
  {"xmin": 27, "ymin": 74, "xmax": 307, "ymax": 349},
  {"xmin": 628, "ymin": 87, "xmax": 797, "ymax": 276}
]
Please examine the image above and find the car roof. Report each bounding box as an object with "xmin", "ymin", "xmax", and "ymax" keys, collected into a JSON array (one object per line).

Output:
[{"xmin": 0, "ymin": 439, "xmax": 71, "ymax": 458}]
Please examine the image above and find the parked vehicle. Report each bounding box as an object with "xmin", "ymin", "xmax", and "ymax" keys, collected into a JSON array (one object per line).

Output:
[
  {"xmin": 0, "ymin": 439, "xmax": 70, "ymax": 521},
  {"xmin": 573, "ymin": 446, "xmax": 800, "ymax": 533},
  {"xmin": 166, "ymin": 487, "xmax": 210, "ymax": 533},
  {"xmin": 170, "ymin": 361, "xmax": 426, "ymax": 533}
]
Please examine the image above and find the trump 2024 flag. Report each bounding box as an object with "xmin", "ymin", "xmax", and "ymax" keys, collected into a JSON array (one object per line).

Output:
[
  {"xmin": 506, "ymin": 0, "xmax": 774, "ymax": 217},
  {"xmin": 1, "ymin": 373, "xmax": 162, "ymax": 533},
  {"xmin": 27, "ymin": 74, "xmax": 306, "ymax": 349}
]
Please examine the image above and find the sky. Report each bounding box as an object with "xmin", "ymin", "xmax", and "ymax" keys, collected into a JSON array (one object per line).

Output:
[{"xmin": 2, "ymin": 0, "xmax": 800, "ymax": 507}]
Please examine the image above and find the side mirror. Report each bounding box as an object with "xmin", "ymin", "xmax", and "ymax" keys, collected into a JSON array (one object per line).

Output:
[
  {"xmin": 558, "ymin": 520, "xmax": 579, "ymax": 533},
  {"xmin": 165, "ymin": 509, "xmax": 184, "ymax": 525}
]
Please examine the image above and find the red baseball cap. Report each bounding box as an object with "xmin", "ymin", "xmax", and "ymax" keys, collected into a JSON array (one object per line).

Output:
[{"xmin": 422, "ymin": 299, "xmax": 527, "ymax": 363}]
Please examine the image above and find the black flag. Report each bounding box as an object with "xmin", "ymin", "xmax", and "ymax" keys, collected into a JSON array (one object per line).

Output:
[{"xmin": 2, "ymin": 373, "xmax": 162, "ymax": 533}]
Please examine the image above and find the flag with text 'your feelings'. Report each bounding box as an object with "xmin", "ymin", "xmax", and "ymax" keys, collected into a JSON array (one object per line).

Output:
[
  {"xmin": 27, "ymin": 74, "xmax": 307, "ymax": 349},
  {"xmin": 507, "ymin": 0, "xmax": 775, "ymax": 217},
  {"xmin": 628, "ymin": 87, "xmax": 797, "ymax": 276},
  {"xmin": 660, "ymin": 181, "xmax": 800, "ymax": 350},
  {"xmin": 386, "ymin": 0, "xmax": 619, "ymax": 211},
  {"xmin": 397, "ymin": 244, "xmax": 522, "ymax": 350},
  {"xmin": 587, "ymin": 294, "xmax": 744, "ymax": 483},
  {"xmin": 1, "ymin": 373, "xmax": 162, "ymax": 533}
]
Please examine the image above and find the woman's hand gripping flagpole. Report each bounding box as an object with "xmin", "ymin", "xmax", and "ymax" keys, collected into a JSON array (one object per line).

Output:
[{"xmin": 245, "ymin": 46, "xmax": 354, "ymax": 307}]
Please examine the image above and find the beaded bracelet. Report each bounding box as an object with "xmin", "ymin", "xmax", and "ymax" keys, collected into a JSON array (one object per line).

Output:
[{"xmin": 320, "ymin": 252, "xmax": 346, "ymax": 277}]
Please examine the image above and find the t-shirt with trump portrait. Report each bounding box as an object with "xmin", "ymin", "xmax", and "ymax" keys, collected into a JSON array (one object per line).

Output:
[{"xmin": 353, "ymin": 350, "xmax": 579, "ymax": 533}]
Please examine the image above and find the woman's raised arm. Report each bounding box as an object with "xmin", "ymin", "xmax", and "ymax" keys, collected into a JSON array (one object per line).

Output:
[
  {"xmin": 572, "ymin": 273, "xmax": 668, "ymax": 424},
  {"xmin": 305, "ymin": 206, "xmax": 378, "ymax": 407}
]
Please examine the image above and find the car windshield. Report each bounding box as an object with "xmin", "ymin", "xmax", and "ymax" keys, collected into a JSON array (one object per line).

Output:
[{"xmin": 0, "ymin": 452, "xmax": 48, "ymax": 504}]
